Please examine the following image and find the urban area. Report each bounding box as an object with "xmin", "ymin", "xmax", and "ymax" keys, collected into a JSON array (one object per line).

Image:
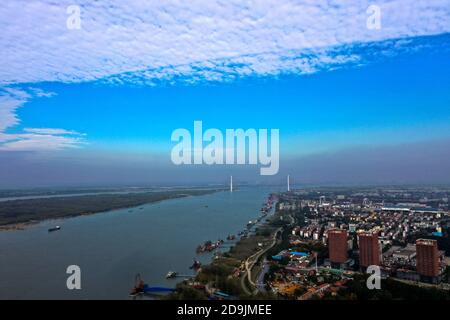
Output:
[{"xmin": 165, "ymin": 185, "xmax": 450, "ymax": 300}]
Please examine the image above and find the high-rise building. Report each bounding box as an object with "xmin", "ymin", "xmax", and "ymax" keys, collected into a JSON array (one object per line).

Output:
[
  {"xmin": 358, "ymin": 231, "xmax": 380, "ymax": 268},
  {"xmin": 416, "ymin": 239, "xmax": 440, "ymax": 277},
  {"xmin": 328, "ymin": 229, "xmax": 348, "ymax": 264}
]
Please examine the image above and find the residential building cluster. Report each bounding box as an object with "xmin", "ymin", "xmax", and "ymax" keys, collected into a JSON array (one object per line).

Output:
[{"xmin": 264, "ymin": 187, "xmax": 450, "ymax": 299}]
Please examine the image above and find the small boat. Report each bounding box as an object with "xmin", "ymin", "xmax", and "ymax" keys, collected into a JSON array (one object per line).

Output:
[
  {"xmin": 48, "ymin": 226, "xmax": 61, "ymax": 232},
  {"xmin": 130, "ymin": 274, "xmax": 145, "ymax": 297},
  {"xmin": 226, "ymin": 234, "xmax": 236, "ymax": 241},
  {"xmin": 166, "ymin": 271, "xmax": 177, "ymax": 279},
  {"xmin": 196, "ymin": 239, "xmax": 223, "ymax": 253},
  {"xmin": 130, "ymin": 274, "xmax": 177, "ymax": 298},
  {"xmin": 190, "ymin": 259, "xmax": 202, "ymax": 270}
]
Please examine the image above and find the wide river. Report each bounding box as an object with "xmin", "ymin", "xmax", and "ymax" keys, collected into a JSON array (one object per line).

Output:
[{"xmin": 0, "ymin": 186, "xmax": 280, "ymax": 299}]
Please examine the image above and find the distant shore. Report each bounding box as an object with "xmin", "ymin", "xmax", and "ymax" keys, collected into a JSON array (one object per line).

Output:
[
  {"xmin": 0, "ymin": 188, "xmax": 222, "ymax": 231},
  {"xmin": 0, "ymin": 221, "xmax": 39, "ymax": 231}
]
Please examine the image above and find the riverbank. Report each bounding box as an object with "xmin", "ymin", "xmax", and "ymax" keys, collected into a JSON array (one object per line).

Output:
[
  {"xmin": 0, "ymin": 221, "xmax": 39, "ymax": 231},
  {"xmin": 0, "ymin": 186, "xmax": 274, "ymax": 299},
  {"xmin": 0, "ymin": 188, "xmax": 222, "ymax": 229},
  {"xmin": 165, "ymin": 197, "xmax": 291, "ymax": 300}
]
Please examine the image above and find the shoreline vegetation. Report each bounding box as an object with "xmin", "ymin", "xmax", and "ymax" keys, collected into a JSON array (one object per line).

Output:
[
  {"xmin": 0, "ymin": 188, "xmax": 222, "ymax": 231},
  {"xmin": 0, "ymin": 187, "xmax": 155, "ymax": 199}
]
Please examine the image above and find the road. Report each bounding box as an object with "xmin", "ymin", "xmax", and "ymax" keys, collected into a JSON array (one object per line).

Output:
[
  {"xmin": 239, "ymin": 201, "xmax": 296, "ymax": 296},
  {"xmin": 256, "ymin": 258, "xmax": 269, "ymax": 293},
  {"xmin": 241, "ymin": 210, "xmax": 295, "ymax": 295},
  {"xmin": 240, "ymin": 226, "xmax": 282, "ymax": 295}
]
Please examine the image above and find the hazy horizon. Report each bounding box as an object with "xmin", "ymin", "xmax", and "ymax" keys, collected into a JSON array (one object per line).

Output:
[{"xmin": 1, "ymin": 1, "xmax": 450, "ymax": 187}]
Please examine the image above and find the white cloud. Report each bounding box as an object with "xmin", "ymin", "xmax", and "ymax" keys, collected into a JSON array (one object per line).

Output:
[
  {"xmin": 0, "ymin": 132, "xmax": 85, "ymax": 151},
  {"xmin": 0, "ymin": 88, "xmax": 85, "ymax": 151},
  {"xmin": 0, "ymin": 129, "xmax": 86, "ymax": 151},
  {"xmin": 23, "ymin": 128, "xmax": 82, "ymax": 135},
  {"xmin": 0, "ymin": 0, "xmax": 449, "ymax": 85},
  {"xmin": 0, "ymin": 88, "xmax": 29, "ymax": 131},
  {"xmin": 0, "ymin": 1, "xmax": 448, "ymax": 151}
]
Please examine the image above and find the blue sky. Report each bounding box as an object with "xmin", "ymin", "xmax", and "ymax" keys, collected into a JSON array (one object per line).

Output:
[
  {"xmin": 0, "ymin": 1, "xmax": 450, "ymax": 186},
  {"xmin": 14, "ymin": 35, "xmax": 450, "ymax": 155}
]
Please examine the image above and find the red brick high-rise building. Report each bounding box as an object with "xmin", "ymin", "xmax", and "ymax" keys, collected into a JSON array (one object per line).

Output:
[
  {"xmin": 358, "ymin": 231, "xmax": 380, "ymax": 268},
  {"xmin": 328, "ymin": 229, "xmax": 348, "ymax": 264},
  {"xmin": 416, "ymin": 239, "xmax": 440, "ymax": 277}
]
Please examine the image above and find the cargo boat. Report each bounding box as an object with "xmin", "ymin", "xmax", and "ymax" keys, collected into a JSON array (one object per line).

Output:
[
  {"xmin": 48, "ymin": 226, "xmax": 61, "ymax": 232},
  {"xmin": 166, "ymin": 271, "xmax": 177, "ymax": 279}
]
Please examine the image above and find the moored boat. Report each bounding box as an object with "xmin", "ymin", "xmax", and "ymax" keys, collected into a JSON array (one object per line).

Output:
[
  {"xmin": 189, "ymin": 259, "xmax": 202, "ymax": 270},
  {"xmin": 226, "ymin": 234, "xmax": 236, "ymax": 241}
]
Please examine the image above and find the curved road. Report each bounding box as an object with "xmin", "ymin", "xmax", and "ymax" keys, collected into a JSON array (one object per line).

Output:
[
  {"xmin": 240, "ymin": 226, "xmax": 282, "ymax": 295},
  {"xmin": 241, "ymin": 212, "xmax": 296, "ymax": 295}
]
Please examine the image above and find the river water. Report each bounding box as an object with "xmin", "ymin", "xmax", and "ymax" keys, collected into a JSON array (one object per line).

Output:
[{"xmin": 0, "ymin": 186, "xmax": 279, "ymax": 299}]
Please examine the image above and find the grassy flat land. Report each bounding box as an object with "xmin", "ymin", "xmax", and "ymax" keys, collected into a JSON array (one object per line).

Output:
[
  {"xmin": 0, "ymin": 189, "xmax": 220, "ymax": 227},
  {"xmin": 0, "ymin": 187, "xmax": 153, "ymax": 198}
]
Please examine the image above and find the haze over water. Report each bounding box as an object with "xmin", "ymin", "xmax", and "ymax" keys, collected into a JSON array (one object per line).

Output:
[{"xmin": 0, "ymin": 186, "xmax": 278, "ymax": 299}]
